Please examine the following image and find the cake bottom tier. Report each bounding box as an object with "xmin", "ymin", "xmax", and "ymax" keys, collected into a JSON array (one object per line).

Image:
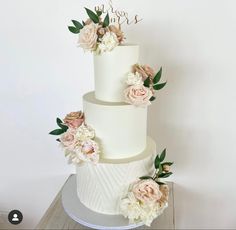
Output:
[{"xmin": 76, "ymin": 137, "xmax": 156, "ymax": 215}]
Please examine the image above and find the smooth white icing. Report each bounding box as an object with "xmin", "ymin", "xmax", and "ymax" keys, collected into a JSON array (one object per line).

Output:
[
  {"xmin": 76, "ymin": 137, "xmax": 156, "ymax": 215},
  {"xmin": 83, "ymin": 92, "xmax": 147, "ymax": 159},
  {"xmin": 93, "ymin": 44, "xmax": 139, "ymax": 102}
]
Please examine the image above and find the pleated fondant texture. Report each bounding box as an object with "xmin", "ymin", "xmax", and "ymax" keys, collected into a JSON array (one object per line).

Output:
[{"xmin": 76, "ymin": 137, "xmax": 156, "ymax": 214}]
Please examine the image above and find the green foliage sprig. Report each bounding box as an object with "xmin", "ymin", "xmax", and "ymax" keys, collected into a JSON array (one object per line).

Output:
[
  {"xmin": 143, "ymin": 67, "xmax": 167, "ymax": 102},
  {"xmin": 49, "ymin": 118, "xmax": 68, "ymax": 136},
  {"xmin": 68, "ymin": 8, "xmax": 110, "ymax": 34},
  {"xmin": 139, "ymin": 149, "xmax": 173, "ymax": 185}
]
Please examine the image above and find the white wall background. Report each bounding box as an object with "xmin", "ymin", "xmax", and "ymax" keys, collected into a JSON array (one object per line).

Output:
[{"xmin": 0, "ymin": 0, "xmax": 236, "ymax": 228}]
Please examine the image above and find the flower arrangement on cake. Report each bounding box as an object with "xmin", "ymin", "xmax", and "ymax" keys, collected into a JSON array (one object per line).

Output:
[
  {"xmin": 49, "ymin": 111, "xmax": 100, "ymax": 164},
  {"xmin": 124, "ymin": 64, "xmax": 167, "ymax": 107},
  {"xmin": 68, "ymin": 8, "xmax": 124, "ymax": 54},
  {"xmin": 120, "ymin": 149, "xmax": 173, "ymax": 226}
]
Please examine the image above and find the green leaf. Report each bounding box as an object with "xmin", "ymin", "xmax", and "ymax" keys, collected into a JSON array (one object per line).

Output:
[
  {"xmin": 68, "ymin": 26, "xmax": 80, "ymax": 34},
  {"xmin": 153, "ymin": 82, "xmax": 167, "ymax": 90},
  {"xmin": 56, "ymin": 118, "xmax": 63, "ymax": 125},
  {"xmin": 150, "ymin": 96, "xmax": 156, "ymax": 101},
  {"xmin": 72, "ymin": 20, "xmax": 83, "ymax": 30},
  {"xmin": 139, "ymin": 176, "xmax": 153, "ymax": 180},
  {"xmin": 158, "ymin": 163, "xmax": 163, "ymax": 175},
  {"xmin": 143, "ymin": 77, "xmax": 150, "ymax": 87},
  {"xmin": 158, "ymin": 172, "xmax": 173, "ymax": 178},
  {"xmin": 56, "ymin": 118, "xmax": 68, "ymax": 131},
  {"xmin": 153, "ymin": 67, "xmax": 162, "ymax": 84},
  {"xmin": 49, "ymin": 129, "xmax": 65, "ymax": 135},
  {"xmin": 162, "ymin": 162, "xmax": 174, "ymax": 166},
  {"xmin": 156, "ymin": 181, "xmax": 166, "ymax": 185},
  {"xmin": 85, "ymin": 8, "xmax": 99, "ymax": 23},
  {"xmin": 103, "ymin": 13, "xmax": 110, "ymax": 27},
  {"xmin": 160, "ymin": 149, "xmax": 166, "ymax": 162},
  {"xmin": 154, "ymin": 154, "xmax": 160, "ymax": 169},
  {"xmin": 96, "ymin": 10, "xmax": 102, "ymax": 17}
]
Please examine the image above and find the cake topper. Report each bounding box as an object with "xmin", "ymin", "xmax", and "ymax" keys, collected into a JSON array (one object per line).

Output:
[
  {"xmin": 94, "ymin": 0, "xmax": 143, "ymax": 28},
  {"xmin": 68, "ymin": 1, "xmax": 142, "ymax": 54}
]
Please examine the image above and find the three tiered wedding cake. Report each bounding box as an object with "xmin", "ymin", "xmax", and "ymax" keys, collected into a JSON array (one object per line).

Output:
[{"xmin": 50, "ymin": 5, "xmax": 173, "ymax": 227}]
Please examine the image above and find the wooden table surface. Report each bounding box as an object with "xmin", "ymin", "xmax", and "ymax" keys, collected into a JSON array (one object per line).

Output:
[{"xmin": 35, "ymin": 175, "xmax": 175, "ymax": 229}]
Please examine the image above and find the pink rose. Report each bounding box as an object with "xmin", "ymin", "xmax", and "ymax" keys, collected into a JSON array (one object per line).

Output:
[
  {"xmin": 132, "ymin": 64, "xmax": 155, "ymax": 81},
  {"xmin": 60, "ymin": 129, "xmax": 76, "ymax": 149},
  {"xmin": 78, "ymin": 22, "xmax": 98, "ymax": 51},
  {"xmin": 63, "ymin": 111, "xmax": 84, "ymax": 129},
  {"xmin": 132, "ymin": 179, "xmax": 162, "ymax": 203},
  {"xmin": 124, "ymin": 84, "xmax": 152, "ymax": 107}
]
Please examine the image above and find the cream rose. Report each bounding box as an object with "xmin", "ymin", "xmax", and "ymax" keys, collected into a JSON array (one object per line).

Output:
[
  {"xmin": 78, "ymin": 22, "xmax": 98, "ymax": 51},
  {"xmin": 97, "ymin": 31, "xmax": 119, "ymax": 53},
  {"xmin": 132, "ymin": 179, "xmax": 162, "ymax": 203},
  {"xmin": 76, "ymin": 124, "xmax": 95, "ymax": 141},
  {"xmin": 126, "ymin": 72, "xmax": 143, "ymax": 86},
  {"xmin": 108, "ymin": 25, "xmax": 124, "ymax": 43},
  {"xmin": 124, "ymin": 84, "xmax": 152, "ymax": 107},
  {"xmin": 63, "ymin": 111, "xmax": 84, "ymax": 129}
]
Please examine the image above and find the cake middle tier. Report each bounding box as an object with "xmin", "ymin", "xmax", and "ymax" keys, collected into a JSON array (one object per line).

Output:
[{"xmin": 83, "ymin": 92, "xmax": 147, "ymax": 159}]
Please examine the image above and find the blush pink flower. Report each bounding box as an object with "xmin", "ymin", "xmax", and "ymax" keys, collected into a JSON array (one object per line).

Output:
[
  {"xmin": 63, "ymin": 111, "xmax": 84, "ymax": 129},
  {"xmin": 132, "ymin": 179, "xmax": 162, "ymax": 203},
  {"xmin": 60, "ymin": 129, "xmax": 76, "ymax": 150},
  {"xmin": 124, "ymin": 84, "xmax": 153, "ymax": 107},
  {"xmin": 132, "ymin": 64, "xmax": 155, "ymax": 81},
  {"xmin": 78, "ymin": 22, "xmax": 98, "ymax": 51}
]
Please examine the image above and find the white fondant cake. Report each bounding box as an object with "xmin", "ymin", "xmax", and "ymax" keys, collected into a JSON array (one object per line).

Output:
[
  {"xmin": 94, "ymin": 44, "xmax": 139, "ymax": 102},
  {"xmin": 83, "ymin": 92, "xmax": 147, "ymax": 159},
  {"xmin": 76, "ymin": 137, "xmax": 156, "ymax": 214}
]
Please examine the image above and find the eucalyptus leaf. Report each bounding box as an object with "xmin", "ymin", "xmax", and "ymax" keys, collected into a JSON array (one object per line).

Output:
[
  {"xmin": 153, "ymin": 67, "xmax": 162, "ymax": 84},
  {"xmin": 154, "ymin": 154, "xmax": 160, "ymax": 169},
  {"xmin": 160, "ymin": 149, "xmax": 166, "ymax": 162},
  {"xmin": 85, "ymin": 8, "xmax": 99, "ymax": 23},
  {"xmin": 139, "ymin": 176, "xmax": 153, "ymax": 180},
  {"xmin": 96, "ymin": 10, "xmax": 102, "ymax": 17},
  {"xmin": 143, "ymin": 77, "xmax": 150, "ymax": 87},
  {"xmin": 158, "ymin": 172, "xmax": 173, "ymax": 178},
  {"xmin": 162, "ymin": 162, "xmax": 174, "ymax": 166},
  {"xmin": 72, "ymin": 20, "xmax": 83, "ymax": 30},
  {"xmin": 68, "ymin": 26, "xmax": 80, "ymax": 34},
  {"xmin": 153, "ymin": 82, "xmax": 167, "ymax": 91},
  {"xmin": 150, "ymin": 96, "xmax": 156, "ymax": 101},
  {"xmin": 49, "ymin": 129, "xmax": 65, "ymax": 135},
  {"xmin": 103, "ymin": 13, "xmax": 110, "ymax": 27}
]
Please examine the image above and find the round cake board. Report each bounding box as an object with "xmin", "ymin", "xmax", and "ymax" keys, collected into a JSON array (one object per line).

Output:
[{"xmin": 61, "ymin": 174, "xmax": 144, "ymax": 230}]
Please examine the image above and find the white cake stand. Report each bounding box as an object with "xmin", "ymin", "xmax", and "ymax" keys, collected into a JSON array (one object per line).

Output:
[{"xmin": 61, "ymin": 175, "xmax": 144, "ymax": 230}]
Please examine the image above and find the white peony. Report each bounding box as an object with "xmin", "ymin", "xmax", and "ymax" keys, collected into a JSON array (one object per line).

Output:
[
  {"xmin": 76, "ymin": 124, "xmax": 95, "ymax": 141},
  {"xmin": 126, "ymin": 72, "xmax": 143, "ymax": 86},
  {"xmin": 64, "ymin": 139, "xmax": 100, "ymax": 164},
  {"xmin": 97, "ymin": 32, "xmax": 119, "ymax": 53}
]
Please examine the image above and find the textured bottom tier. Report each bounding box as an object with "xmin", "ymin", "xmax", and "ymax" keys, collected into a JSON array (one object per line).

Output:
[{"xmin": 76, "ymin": 137, "xmax": 156, "ymax": 215}]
